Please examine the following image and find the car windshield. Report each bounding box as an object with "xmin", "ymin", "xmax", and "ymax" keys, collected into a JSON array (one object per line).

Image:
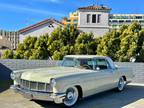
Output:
[
  {"xmin": 62, "ymin": 57, "xmax": 93, "ymax": 70},
  {"xmin": 62, "ymin": 58, "xmax": 75, "ymax": 67}
]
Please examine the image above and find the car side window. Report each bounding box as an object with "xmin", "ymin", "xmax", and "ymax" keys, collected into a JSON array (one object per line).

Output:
[
  {"xmin": 94, "ymin": 59, "xmax": 110, "ymax": 70},
  {"xmin": 76, "ymin": 59, "xmax": 94, "ymax": 70}
]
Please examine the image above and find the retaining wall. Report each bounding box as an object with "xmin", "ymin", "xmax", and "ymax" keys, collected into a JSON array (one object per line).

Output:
[{"xmin": 0, "ymin": 59, "xmax": 143, "ymax": 83}]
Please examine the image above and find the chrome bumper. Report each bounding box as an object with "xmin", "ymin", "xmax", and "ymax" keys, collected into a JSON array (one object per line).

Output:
[{"xmin": 10, "ymin": 85, "xmax": 66, "ymax": 104}]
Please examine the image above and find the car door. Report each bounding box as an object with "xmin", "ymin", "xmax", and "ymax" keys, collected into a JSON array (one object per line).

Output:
[
  {"xmin": 77, "ymin": 58, "xmax": 105, "ymax": 97},
  {"xmin": 93, "ymin": 58, "xmax": 115, "ymax": 92}
]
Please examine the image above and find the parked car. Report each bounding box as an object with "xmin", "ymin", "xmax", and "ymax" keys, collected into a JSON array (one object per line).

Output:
[{"xmin": 10, "ymin": 55, "xmax": 134, "ymax": 107}]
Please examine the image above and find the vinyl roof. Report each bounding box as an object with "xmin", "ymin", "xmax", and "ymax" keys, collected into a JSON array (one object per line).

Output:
[{"xmin": 65, "ymin": 55, "xmax": 107, "ymax": 59}]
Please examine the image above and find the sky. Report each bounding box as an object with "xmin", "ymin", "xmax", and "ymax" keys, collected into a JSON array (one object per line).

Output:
[{"xmin": 0, "ymin": 0, "xmax": 144, "ymax": 31}]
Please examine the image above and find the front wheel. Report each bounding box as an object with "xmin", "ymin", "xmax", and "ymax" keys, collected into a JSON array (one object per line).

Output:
[
  {"xmin": 117, "ymin": 77, "xmax": 126, "ymax": 91},
  {"xmin": 63, "ymin": 87, "xmax": 79, "ymax": 107}
]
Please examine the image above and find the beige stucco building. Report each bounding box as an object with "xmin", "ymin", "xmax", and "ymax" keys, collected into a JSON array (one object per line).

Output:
[
  {"xmin": 0, "ymin": 36, "xmax": 11, "ymax": 49},
  {"xmin": 0, "ymin": 30, "xmax": 19, "ymax": 50}
]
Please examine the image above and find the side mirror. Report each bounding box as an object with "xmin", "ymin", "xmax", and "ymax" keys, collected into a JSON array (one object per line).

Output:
[{"xmin": 96, "ymin": 67, "xmax": 100, "ymax": 71}]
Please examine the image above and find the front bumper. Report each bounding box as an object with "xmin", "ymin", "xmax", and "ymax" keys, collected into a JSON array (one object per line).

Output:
[{"xmin": 10, "ymin": 85, "xmax": 66, "ymax": 104}]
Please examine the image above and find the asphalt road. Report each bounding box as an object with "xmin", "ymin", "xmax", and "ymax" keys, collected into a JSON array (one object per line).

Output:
[{"xmin": 0, "ymin": 83, "xmax": 144, "ymax": 108}]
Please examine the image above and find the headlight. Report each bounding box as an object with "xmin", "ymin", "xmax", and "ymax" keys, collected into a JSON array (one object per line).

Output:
[
  {"xmin": 10, "ymin": 72, "xmax": 22, "ymax": 80},
  {"xmin": 50, "ymin": 78, "xmax": 56, "ymax": 87},
  {"xmin": 10, "ymin": 73, "xmax": 15, "ymax": 80}
]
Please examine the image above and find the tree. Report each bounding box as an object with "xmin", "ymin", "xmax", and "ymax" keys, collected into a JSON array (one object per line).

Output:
[
  {"xmin": 116, "ymin": 22, "xmax": 142, "ymax": 62},
  {"xmin": 14, "ymin": 36, "xmax": 37, "ymax": 59},
  {"xmin": 32, "ymin": 34, "xmax": 49, "ymax": 59},
  {"xmin": 62, "ymin": 25, "xmax": 79, "ymax": 45},
  {"xmin": 136, "ymin": 29, "xmax": 144, "ymax": 54},
  {"xmin": 136, "ymin": 42, "xmax": 144, "ymax": 62},
  {"xmin": 14, "ymin": 43, "xmax": 25, "ymax": 59},
  {"xmin": 75, "ymin": 33, "xmax": 97, "ymax": 54},
  {"xmin": 48, "ymin": 40, "xmax": 64, "ymax": 56},
  {"xmin": 117, "ymin": 22, "xmax": 143, "ymax": 62},
  {"xmin": 48, "ymin": 25, "xmax": 79, "ymax": 58},
  {"xmin": 2, "ymin": 50, "xmax": 14, "ymax": 59},
  {"xmin": 139, "ymin": 43, "xmax": 144, "ymax": 60},
  {"xmin": 52, "ymin": 51, "xmax": 63, "ymax": 60},
  {"xmin": 97, "ymin": 30, "xmax": 120, "ymax": 60}
]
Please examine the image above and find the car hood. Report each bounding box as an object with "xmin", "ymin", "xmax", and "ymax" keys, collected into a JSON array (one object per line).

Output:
[{"xmin": 20, "ymin": 67, "xmax": 91, "ymax": 83}]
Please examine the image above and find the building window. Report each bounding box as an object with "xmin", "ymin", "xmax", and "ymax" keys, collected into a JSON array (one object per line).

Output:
[
  {"xmin": 140, "ymin": 20, "xmax": 144, "ymax": 23},
  {"xmin": 87, "ymin": 14, "xmax": 90, "ymax": 23},
  {"xmin": 92, "ymin": 14, "xmax": 96, "ymax": 23},
  {"xmin": 126, "ymin": 20, "xmax": 131, "ymax": 23},
  {"xmin": 67, "ymin": 19, "xmax": 71, "ymax": 22},
  {"xmin": 97, "ymin": 14, "xmax": 101, "ymax": 23},
  {"xmin": 119, "ymin": 20, "xmax": 124, "ymax": 23},
  {"xmin": 74, "ymin": 24, "xmax": 77, "ymax": 26},
  {"xmin": 136, "ymin": 16, "xmax": 142, "ymax": 19},
  {"xmin": 112, "ymin": 20, "xmax": 118, "ymax": 23},
  {"xmin": 73, "ymin": 20, "xmax": 78, "ymax": 22}
]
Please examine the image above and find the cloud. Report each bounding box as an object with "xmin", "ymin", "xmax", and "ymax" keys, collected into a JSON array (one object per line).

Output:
[
  {"xmin": 0, "ymin": 3, "xmax": 64, "ymax": 17},
  {"xmin": 49, "ymin": 0, "xmax": 60, "ymax": 3},
  {"xmin": 34, "ymin": 0, "xmax": 60, "ymax": 3}
]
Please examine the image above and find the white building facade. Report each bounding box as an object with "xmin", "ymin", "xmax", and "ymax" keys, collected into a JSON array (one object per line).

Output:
[
  {"xmin": 78, "ymin": 5, "xmax": 111, "ymax": 38},
  {"xmin": 109, "ymin": 14, "xmax": 144, "ymax": 29},
  {"xmin": 19, "ymin": 18, "xmax": 64, "ymax": 43}
]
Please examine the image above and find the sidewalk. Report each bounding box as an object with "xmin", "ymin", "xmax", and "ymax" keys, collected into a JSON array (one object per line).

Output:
[{"xmin": 123, "ymin": 99, "xmax": 144, "ymax": 108}]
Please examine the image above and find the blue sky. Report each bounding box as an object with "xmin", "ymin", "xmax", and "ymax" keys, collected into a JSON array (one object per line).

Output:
[{"xmin": 0, "ymin": 0, "xmax": 144, "ymax": 31}]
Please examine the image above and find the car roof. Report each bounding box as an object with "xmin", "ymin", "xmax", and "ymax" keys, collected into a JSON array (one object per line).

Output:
[{"xmin": 64, "ymin": 55, "xmax": 108, "ymax": 59}]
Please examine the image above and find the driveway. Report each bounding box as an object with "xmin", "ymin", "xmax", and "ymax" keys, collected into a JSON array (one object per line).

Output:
[{"xmin": 0, "ymin": 83, "xmax": 144, "ymax": 108}]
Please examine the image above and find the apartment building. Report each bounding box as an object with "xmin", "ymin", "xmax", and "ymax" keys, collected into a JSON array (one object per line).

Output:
[
  {"xmin": 62, "ymin": 11, "xmax": 78, "ymax": 26},
  {"xmin": 0, "ymin": 30, "xmax": 19, "ymax": 50},
  {"xmin": 109, "ymin": 14, "xmax": 144, "ymax": 29}
]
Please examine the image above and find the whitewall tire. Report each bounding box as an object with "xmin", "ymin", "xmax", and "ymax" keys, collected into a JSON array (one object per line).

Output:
[
  {"xmin": 63, "ymin": 87, "xmax": 79, "ymax": 107},
  {"xmin": 117, "ymin": 77, "xmax": 126, "ymax": 91}
]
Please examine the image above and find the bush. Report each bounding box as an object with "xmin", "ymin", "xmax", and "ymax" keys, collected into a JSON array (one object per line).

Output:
[{"xmin": 2, "ymin": 50, "xmax": 14, "ymax": 59}]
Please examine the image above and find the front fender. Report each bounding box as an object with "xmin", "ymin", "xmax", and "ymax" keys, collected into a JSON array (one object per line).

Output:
[{"xmin": 55, "ymin": 78, "xmax": 82, "ymax": 93}]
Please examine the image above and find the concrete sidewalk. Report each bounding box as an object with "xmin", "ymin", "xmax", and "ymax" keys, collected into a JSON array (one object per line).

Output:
[{"xmin": 123, "ymin": 99, "xmax": 144, "ymax": 108}]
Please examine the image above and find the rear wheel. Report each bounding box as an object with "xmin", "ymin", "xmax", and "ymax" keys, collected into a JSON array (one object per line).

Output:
[
  {"xmin": 63, "ymin": 87, "xmax": 79, "ymax": 107},
  {"xmin": 117, "ymin": 77, "xmax": 126, "ymax": 91}
]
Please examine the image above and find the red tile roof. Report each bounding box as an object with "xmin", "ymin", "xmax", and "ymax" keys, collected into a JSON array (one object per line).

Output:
[
  {"xmin": 78, "ymin": 5, "xmax": 111, "ymax": 11},
  {"xmin": 19, "ymin": 18, "xmax": 64, "ymax": 34}
]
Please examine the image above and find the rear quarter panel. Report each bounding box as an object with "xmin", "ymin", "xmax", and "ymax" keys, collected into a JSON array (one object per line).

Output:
[{"xmin": 117, "ymin": 67, "xmax": 134, "ymax": 82}]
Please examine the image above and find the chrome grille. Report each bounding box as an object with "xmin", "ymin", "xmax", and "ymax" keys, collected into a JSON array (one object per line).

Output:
[
  {"xmin": 30, "ymin": 82, "xmax": 37, "ymax": 90},
  {"xmin": 46, "ymin": 84, "xmax": 51, "ymax": 91},
  {"xmin": 38, "ymin": 83, "xmax": 46, "ymax": 91},
  {"xmin": 20, "ymin": 79, "xmax": 52, "ymax": 92}
]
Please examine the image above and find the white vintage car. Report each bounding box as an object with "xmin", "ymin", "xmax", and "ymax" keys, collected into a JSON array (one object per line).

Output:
[{"xmin": 10, "ymin": 55, "xmax": 134, "ymax": 107}]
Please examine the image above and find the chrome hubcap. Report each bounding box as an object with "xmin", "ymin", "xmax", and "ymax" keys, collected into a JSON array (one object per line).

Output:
[
  {"xmin": 64, "ymin": 87, "xmax": 78, "ymax": 107},
  {"xmin": 118, "ymin": 77, "xmax": 125, "ymax": 91},
  {"xmin": 67, "ymin": 92, "xmax": 74, "ymax": 100}
]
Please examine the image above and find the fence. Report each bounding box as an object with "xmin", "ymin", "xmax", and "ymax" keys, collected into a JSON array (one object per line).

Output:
[
  {"xmin": 0, "ymin": 59, "xmax": 143, "ymax": 83},
  {"xmin": 115, "ymin": 62, "xmax": 144, "ymax": 84}
]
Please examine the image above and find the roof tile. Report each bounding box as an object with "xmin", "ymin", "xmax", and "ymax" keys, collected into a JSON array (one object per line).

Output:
[
  {"xmin": 78, "ymin": 5, "xmax": 111, "ymax": 11},
  {"xmin": 19, "ymin": 18, "xmax": 63, "ymax": 34}
]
